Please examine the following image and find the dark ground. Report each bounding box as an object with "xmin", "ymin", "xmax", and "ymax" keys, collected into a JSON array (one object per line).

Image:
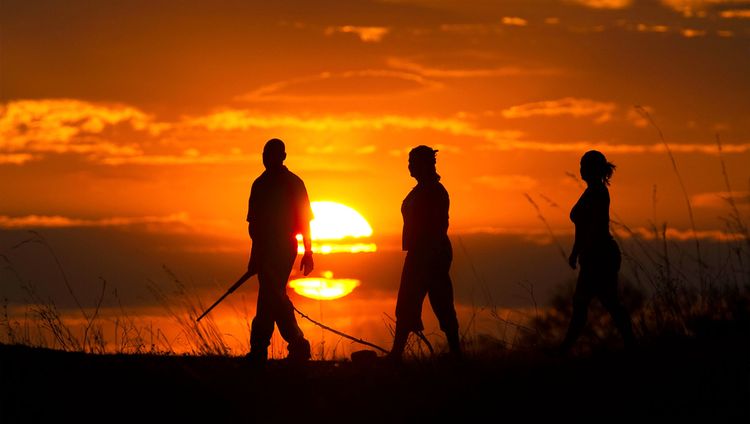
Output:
[{"xmin": 1, "ymin": 335, "xmax": 749, "ymax": 423}]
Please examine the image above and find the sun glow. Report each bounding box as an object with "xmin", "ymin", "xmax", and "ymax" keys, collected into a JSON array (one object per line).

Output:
[
  {"xmin": 310, "ymin": 201, "xmax": 373, "ymax": 239},
  {"xmin": 289, "ymin": 271, "xmax": 361, "ymax": 300},
  {"xmin": 297, "ymin": 201, "xmax": 376, "ymax": 254}
]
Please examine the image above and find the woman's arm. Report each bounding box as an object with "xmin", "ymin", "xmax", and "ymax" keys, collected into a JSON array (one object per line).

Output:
[{"xmin": 568, "ymin": 240, "xmax": 578, "ymax": 269}]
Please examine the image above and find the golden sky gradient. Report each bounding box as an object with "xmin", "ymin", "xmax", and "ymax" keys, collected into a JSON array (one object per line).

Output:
[{"xmin": 2, "ymin": 0, "xmax": 749, "ymax": 241}]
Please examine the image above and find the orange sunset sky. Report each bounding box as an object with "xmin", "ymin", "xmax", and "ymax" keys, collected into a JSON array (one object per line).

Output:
[{"xmin": 1, "ymin": 0, "xmax": 749, "ymax": 355}]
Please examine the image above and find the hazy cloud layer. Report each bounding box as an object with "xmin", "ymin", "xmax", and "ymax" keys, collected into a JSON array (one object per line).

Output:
[
  {"xmin": 615, "ymin": 226, "xmax": 748, "ymax": 242},
  {"xmin": 0, "ymin": 213, "xmax": 189, "ymax": 229},
  {"xmin": 0, "ymin": 153, "xmax": 35, "ymax": 164},
  {"xmin": 0, "ymin": 100, "xmax": 164, "ymax": 161},
  {"xmin": 324, "ymin": 26, "xmax": 391, "ymax": 42},
  {"xmin": 234, "ymin": 70, "xmax": 442, "ymax": 102},
  {"xmin": 568, "ymin": 0, "xmax": 633, "ymax": 9},
  {"xmin": 3, "ymin": 99, "xmax": 750, "ymax": 169},
  {"xmin": 501, "ymin": 98, "xmax": 617, "ymax": 123},
  {"xmin": 692, "ymin": 191, "xmax": 750, "ymax": 209},
  {"xmin": 386, "ymin": 57, "xmax": 561, "ymax": 78},
  {"xmin": 720, "ymin": 9, "xmax": 750, "ymax": 18},
  {"xmin": 661, "ymin": 0, "xmax": 750, "ymax": 16}
]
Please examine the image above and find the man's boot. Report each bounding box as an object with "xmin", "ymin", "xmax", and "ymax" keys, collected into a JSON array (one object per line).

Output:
[
  {"xmin": 246, "ymin": 345, "xmax": 268, "ymax": 367},
  {"xmin": 287, "ymin": 338, "xmax": 311, "ymax": 363},
  {"xmin": 446, "ymin": 329, "xmax": 463, "ymax": 360}
]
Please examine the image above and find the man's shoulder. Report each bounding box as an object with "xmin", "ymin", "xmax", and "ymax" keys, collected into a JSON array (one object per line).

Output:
[
  {"xmin": 282, "ymin": 167, "xmax": 303, "ymax": 179},
  {"xmin": 250, "ymin": 167, "xmax": 307, "ymax": 193},
  {"xmin": 282, "ymin": 168, "xmax": 307, "ymax": 187},
  {"xmin": 250, "ymin": 171, "xmax": 268, "ymax": 187}
]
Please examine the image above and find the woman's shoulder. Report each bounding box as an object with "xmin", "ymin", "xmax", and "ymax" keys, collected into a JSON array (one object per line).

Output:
[
  {"xmin": 431, "ymin": 181, "xmax": 450, "ymax": 202},
  {"xmin": 574, "ymin": 185, "xmax": 608, "ymax": 209},
  {"xmin": 414, "ymin": 180, "xmax": 448, "ymax": 193},
  {"xmin": 584, "ymin": 183, "xmax": 609, "ymax": 198}
]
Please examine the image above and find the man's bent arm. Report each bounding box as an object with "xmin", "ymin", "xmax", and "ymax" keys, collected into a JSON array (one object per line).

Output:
[
  {"xmin": 302, "ymin": 221, "xmax": 312, "ymax": 253},
  {"xmin": 300, "ymin": 221, "xmax": 314, "ymax": 275}
]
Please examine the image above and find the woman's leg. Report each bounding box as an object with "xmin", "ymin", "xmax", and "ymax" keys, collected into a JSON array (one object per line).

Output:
[
  {"xmin": 428, "ymin": 282, "xmax": 461, "ymax": 356},
  {"xmin": 560, "ymin": 272, "xmax": 594, "ymax": 353},
  {"xmin": 390, "ymin": 252, "xmax": 428, "ymax": 359},
  {"xmin": 599, "ymin": 274, "xmax": 635, "ymax": 348}
]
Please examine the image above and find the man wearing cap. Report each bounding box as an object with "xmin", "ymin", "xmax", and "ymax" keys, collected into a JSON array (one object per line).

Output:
[{"xmin": 246, "ymin": 138, "xmax": 314, "ymax": 364}]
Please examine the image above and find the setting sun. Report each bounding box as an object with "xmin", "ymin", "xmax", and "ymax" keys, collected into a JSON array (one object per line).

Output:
[
  {"xmin": 310, "ymin": 201, "xmax": 373, "ymax": 239},
  {"xmin": 289, "ymin": 271, "xmax": 361, "ymax": 300},
  {"xmin": 297, "ymin": 201, "xmax": 376, "ymax": 254}
]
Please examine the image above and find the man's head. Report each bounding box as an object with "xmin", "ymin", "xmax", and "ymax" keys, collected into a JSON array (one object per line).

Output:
[{"xmin": 263, "ymin": 138, "xmax": 286, "ymax": 169}]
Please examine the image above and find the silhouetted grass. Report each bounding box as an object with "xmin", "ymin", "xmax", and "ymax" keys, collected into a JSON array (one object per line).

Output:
[
  {"xmin": 454, "ymin": 235, "xmax": 540, "ymax": 359},
  {"xmin": 0, "ymin": 234, "xmax": 109, "ymax": 352},
  {"xmin": 0, "ymin": 234, "xmax": 178, "ymax": 354},
  {"xmin": 148, "ymin": 266, "xmax": 233, "ymax": 355}
]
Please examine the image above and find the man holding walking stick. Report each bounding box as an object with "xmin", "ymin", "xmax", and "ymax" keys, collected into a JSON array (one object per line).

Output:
[{"xmin": 245, "ymin": 138, "xmax": 314, "ymax": 364}]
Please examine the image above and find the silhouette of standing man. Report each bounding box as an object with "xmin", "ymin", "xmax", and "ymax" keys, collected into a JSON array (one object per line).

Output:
[
  {"xmin": 388, "ymin": 145, "xmax": 462, "ymax": 361},
  {"xmin": 560, "ymin": 150, "xmax": 635, "ymax": 354},
  {"xmin": 246, "ymin": 138, "xmax": 314, "ymax": 364}
]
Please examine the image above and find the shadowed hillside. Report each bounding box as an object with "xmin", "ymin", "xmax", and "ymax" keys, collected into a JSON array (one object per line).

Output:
[{"xmin": 2, "ymin": 334, "xmax": 749, "ymax": 422}]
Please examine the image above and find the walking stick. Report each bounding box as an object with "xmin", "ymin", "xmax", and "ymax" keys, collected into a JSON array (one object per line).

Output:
[
  {"xmin": 196, "ymin": 270, "xmax": 255, "ymax": 322},
  {"xmin": 196, "ymin": 267, "xmax": 390, "ymax": 356}
]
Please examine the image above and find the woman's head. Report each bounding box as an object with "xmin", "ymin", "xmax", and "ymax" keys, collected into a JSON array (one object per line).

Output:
[
  {"xmin": 408, "ymin": 145, "xmax": 438, "ymax": 180},
  {"xmin": 580, "ymin": 150, "xmax": 615, "ymax": 185}
]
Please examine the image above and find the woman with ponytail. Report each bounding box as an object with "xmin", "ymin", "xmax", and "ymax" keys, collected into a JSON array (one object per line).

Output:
[{"xmin": 560, "ymin": 150, "xmax": 635, "ymax": 354}]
